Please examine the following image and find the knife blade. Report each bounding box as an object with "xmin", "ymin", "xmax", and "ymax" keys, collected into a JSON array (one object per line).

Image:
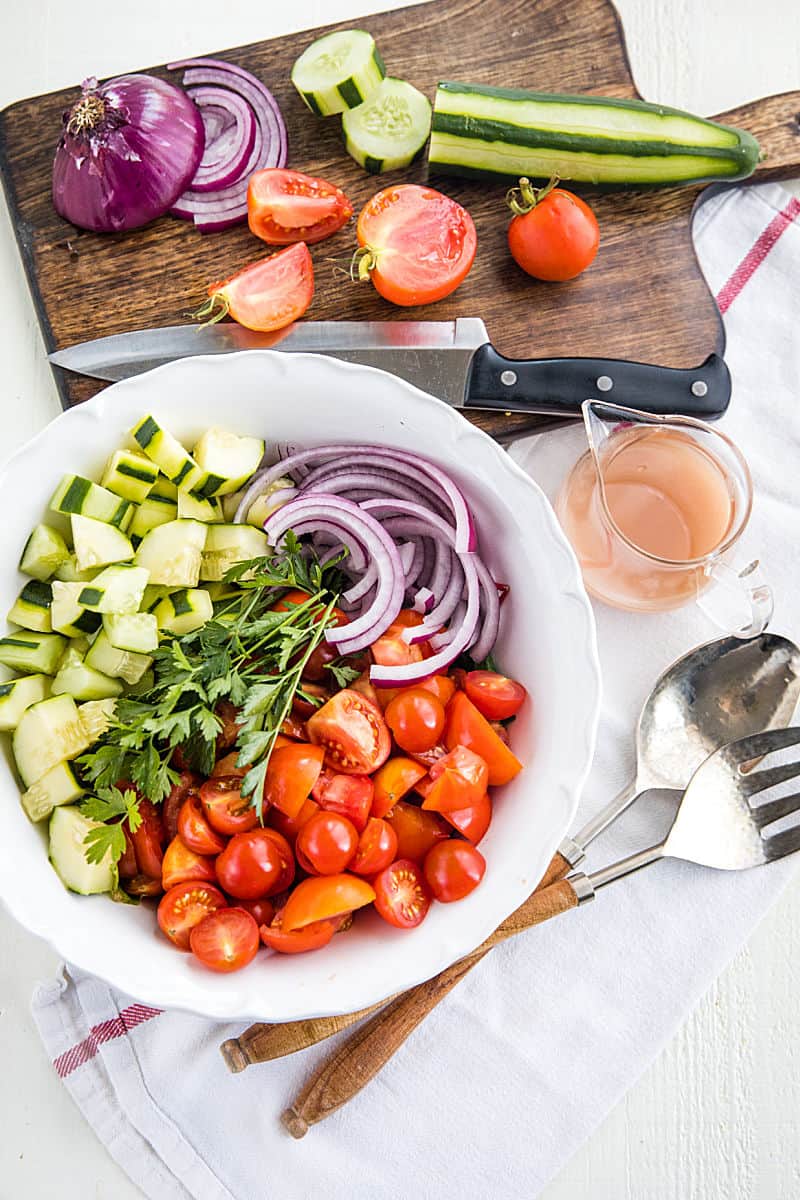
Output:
[{"xmin": 48, "ymin": 319, "xmax": 731, "ymax": 420}]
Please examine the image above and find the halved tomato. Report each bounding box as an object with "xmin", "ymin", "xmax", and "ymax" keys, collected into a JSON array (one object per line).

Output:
[
  {"xmin": 443, "ymin": 791, "xmax": 492, "ymax": 844},
  {"xmin": 420, "ymin": 745, "xmax": 489, "ymax": 813},
  {"xmin": 372, "ymin": 858, "xmax": 432, "ymax": 928},
  {"xmin": 312, "ymin": 770, "xmax": 373, "ymax": 832},
  {"xmin": 262, "ymin": 743, "xmax": 325, "ymax": 819},
  {"xmin": 157, "ymin": 881, "xmax": 227, "ymax": 951},
  {"xmin": 248, "ymin": 168, "xmax": 353, "ymax": 246},
  {"xmin": 282, "ymin": 873, "xmax": 375, "ymax": 932},
  {"xmin": 189, "ymin": 907, "xmax": 260, "ymax": 973},
  {"xmin": 205, "ymin": 243, "xmax": 314, "ymax": 334},
  {"xmin": 350, "ymin": 817, "xmax": 398, "ymax": 876},
  {"xmin": 464, "ymin": 670, "xmax": 527, "ymax": 721},
  {"xmin": 161, "ymin": 836, "xmax": 218, "ymax": 891},
  {"xmin": 307, "ymin": 688, "xmax": 391, "ymax": 775},
  {"xmin": 445, "ymin": 693, "xmax": 523, "ymax": 786},
  {"xmin": 384, "ymin": 800, "xmax": 450, "ymax": 862},
  {"xmin": 199, "ymin": 777, "xmax": 260, "ymax": 835},
  {"xmin": 259, "ymin": 908, "xmax": 342, "ymax": 954},
  {"xmin": 371, "ymin": 756, "xmax": 427, "ymax": 819},
  {"xmin": 178, "ymin": 794, "xmax": 227, "ymax": 856}
]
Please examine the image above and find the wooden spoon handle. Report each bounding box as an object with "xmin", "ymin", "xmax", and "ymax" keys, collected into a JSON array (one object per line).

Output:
[
  {"xmin": 220, "ymin": 848, "xmax": 576, "ymax": 1070},
  {"xmin": 281, "ymin": 877, "xmax": 579, "ymax": 1137}
]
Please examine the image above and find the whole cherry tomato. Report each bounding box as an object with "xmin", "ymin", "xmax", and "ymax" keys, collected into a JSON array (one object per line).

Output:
[
  {"xmin": 384, "ymin": 688, "xmax": 446, "ymax": 754},
  {"xmin": 464, "ymin": 670, "xmax": 527, "ymax": 721},
  {"xmin": 235, "ymin": 896, "xmax": 275, "ymax": 928},
  {"xmin": 189, "ymin": 907, "xmax": 260, "ymax": 973},
  {"xmin": 423, "ymin": 840, "xmax": 486, "ymax": 902},
  {"xmin": 350, "ymin": 817, "xmax": 398, "ymax": 876},
  {"xmin": 507, "ymin": 176, "xmax": 599, "ymax": 282},
  {"xmin": 215, "ymin": 828, "xmax": 288, "ymax": 900},
  {"xmin": 307, "ymin": 688, "xmax": 391, "ymax": 774},
  {"xmin": 199, "ymin": 777, "xmax": 260, "ymax": 835},
  {"xmin": 296, "ymin": 811, "xmax": 358, "ymax": 875},
  {"xmin": 372, "ymin": 859, "xmax": 432, "ymax": 928},
  {"xmin": 157, "ymin": 881, "xmax": 227, "ymax": 951}
]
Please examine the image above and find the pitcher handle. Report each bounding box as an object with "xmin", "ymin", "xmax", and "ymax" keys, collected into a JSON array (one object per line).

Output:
[{"xmin": 697, "ymin": 559, "xmax": 774, "ymax": 638}]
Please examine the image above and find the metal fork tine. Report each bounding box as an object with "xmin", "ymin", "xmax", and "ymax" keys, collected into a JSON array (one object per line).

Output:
[
  {"xmin": 764, "ymin": 820, "xmax": 800, "ymax": 862},
  {"xmin": 730, "ymin": 726, "xmax": 800, "ymax": 763},
  {"xmin": 754, "ymin": 790, "xmax": 800, "ymax": 829},
  {"xmin": 744, "ymin": 759, "xmax": 800, "ymax": 798}
]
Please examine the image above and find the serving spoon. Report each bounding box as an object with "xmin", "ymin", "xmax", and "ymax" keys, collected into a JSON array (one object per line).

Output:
[{"xmin": 220, "ymin": 632, "xmax": 800, "ymax": 1073}]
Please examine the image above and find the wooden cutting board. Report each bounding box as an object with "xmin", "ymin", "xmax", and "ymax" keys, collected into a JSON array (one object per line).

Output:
[{"xmin": 2, "ymin": 0, "xmax": 799, "ymax": 441}]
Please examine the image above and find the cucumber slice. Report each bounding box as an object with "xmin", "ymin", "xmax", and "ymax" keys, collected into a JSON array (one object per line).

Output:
[
  {"xmin": 154, "ymin": 588, "xmax": 213, "ymax": 636},
  {"xmin": 19, "ymin": 524, "xmax": 70, "ymax": 581},
  {"xmin": 291, "ymin": 29, "xmax": 386, "ymax": 115},
  {"xmin": 191, "ymin": 428, "xmax": 265, "ymax": 498},
  {"xmin": 177, "ymin": 490, "xmax": 224, "ymax": 523},
  {"xmin": 0, "ymin": 674, "xmax": 52, "ymax": 731},
  {"xmin": 0, "ymin": 631, "xmax": 67, "ymax": 675},
  {"xmin": 78, "ymin": 697, "xmax": 117, "ymax": 742},
  {"xmin": 13, "ymin": 694, "xmax": 89, "ymax": 787},
  {"xmin": 50, "ymin": 474, "xmax": 134, "ymax": 530},
  {"xmin": 200, "ymin": 524, "xmax": 269, "ymax": 582},
  {"xmin": 71, "ymin": 514, "xmax": 134, "ymax": 571},
  {"xmin": 50, "ymin": 582, "xmax": 103, "ymax": 638},
  {"xmin": 103, "ymin": 612, "xmax": 159, "ymax": 654},
  {"xmin": 128, "ymin": 494, "xmax": 179, "ymax": 541},
  {"xmin": 85, "ymin": 631, "xmax": 152, "ymax": 685},
  {"xmin": 22, "ymin": 761, "xmax": 84, "ymax": 823},
  {"xmin": 7, "ymin": 580, "xmax": 53, "ymax": 633},
  {"xmin": 78, "ymin": 564, "xmax": 150, "ymax": 614},
  {"xmin": 343, "ymin": 78, "xmax": 432, "ymax": 172},
  {"xmin": 49, "ymin": 806, "xmax": 114, "ymax": 895},
  {"xmin": 131, "ymin": 415, "xmax": 206, "ymax": 493},
  {"xmin": 54, "ymin": 554, "xmax": 101, "ymax": 584},
  {"xmin": 52, "ymin": 656, "xmax": 123, "ymax": 702},
  {"xmin": 134, "ymin": 520, "xmax": 207, "ymax": 587},
  {"xmin": 101, "ymin": 448, "xmax": 159, "ymax": 502}
]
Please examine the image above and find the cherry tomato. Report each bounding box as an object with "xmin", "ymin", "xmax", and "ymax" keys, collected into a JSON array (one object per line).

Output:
[
  {"xmin": 384, "ymin": 688, "xmax": 446, "ymax": 754},
  {"xmin": 423, "ymin": 840, "xmax": 486, "ymax": 902},
  {"xmin": 445, "ymin": 693, "xmax": 523, "ymax": 786},
  {"xmin": 371, "ymin": 756, "xmax": 427, "ymax": 819},
  {"xmin": 189, "ymin": 907, "xmax": 260, "ymax": 973},
  {"xmin": 268, "ymin": 797, "xmax": 320, "ymax": 844},
  {"xmin": 350, "ymin": 817, "xmax": 398, "ymax": 876},
  {"xmin": 162, "ymin": 771, "xmax": 199, "ymax": 842},
  {"xmin": 384, "ymin": 800, "xmax": 450, "ymax": 862},
  {"xmin": 372, "ymin": 859, "xmax": 432, "ymax": 928},
  {"xmin": 157, "ymin": 881, "xmax": 227, "ymax": 951},
  {"xmin": 270, "ymin": 589, "xmax": 347, "ymax": 626},
  {"xmin": 296, "ymin": 812, "xmax": 358, "ymax": 875},
  {"xmin": 356, "ymin": 184, "xmax": 477, "ymax": 307},
  {"xmin": 507, "ymin": 177, "xmax": 599, "ymax": 282},
  {"xmin": 464, "ymin": 670, "xmax": 528, "ymax": 721},
  {"xmin": 215, "ymin": 699, "xmax": 240, "ymax": 751},
  {"xmin": 118, "ymin": 824, "xmax": 138, "ymax": 880},
  {"xmin": 443, "ymin": 792, "xmax": 492, "ymax": 844},
  {"xmin": 215, "ymin": 828, "xmax": 289, "ymax": 900},
  {"xmin": 205, "ymin": 243, "xmax": 314, "ymax": 334},
  {"xmin": 263, "ymin": 743, "xmax": 325, "ymax": 819},
  {"xmin": 177, "ymin": 794, "xmax": 227, "ymax": 856},
  {"xmin": 312, "ymin": 770, "xmax": 373, "ymax": 832},
  {"xmin": 282, "ymin": 873, "xmax": 375, "ymax": 931},
  {"xmin": 124, "ymin": 874, "xmax": 163, "ymax": 897},
  {"xmin": 161, "ymin": 836, "xmax": 218, "ymax": 891},
  {"xmin": 293, "ymin": 682, "xmax": 330, "ymax": 720},
  {"xmin": 263, "ymin": 828, "xmax": 297, "ymax": 895},
  {"xmin": 235, "ymin": 896, "xmax": 275, "ymax": 927},
  {"xmin": 280, "ymin": 713, "xmax": 309, "ymax": 741},
  {"xmin": 259, "ymin": 908, "xmax": 341, "ymax": 954},
  {"xmin": 248, "ymin": 168, "xmax": 353, "ymax": 246},
  {"xmin": 419, "ymin": 674, "xmax": 456, "ymax": 708},
  {"xmin": 307, "ymin": 688, "xmax": 391, "ymax": 775},
  {"xmin": 420, "ymin": 745, "xmax": 489, "ymax": 813},
  {"xmin": 211, "ymin": 751, "xmax": 247, "ymax": 779},
  {"xmin": 199, "ymin": 777, "xmax": 260, "ymax": 835},
  {"xmin": 130, "ymin": 798, "xmax": 165, "ymax": 880}
]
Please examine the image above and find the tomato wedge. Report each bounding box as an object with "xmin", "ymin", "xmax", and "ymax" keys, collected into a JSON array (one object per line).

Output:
[
  {"xmin": 445, "ymin": 692, "xmax": 523, "ymax": 786},
  {"xmin": 259, "ymin": 908, "xmax": 342, "ymax": 954},
  {"xmin": 356, "ymin": 184, "xmax": 477, "ymax": 307},
  {"xmin": 371, "ymin": 756, "xmax": 427, "ymax": 819},
  {"xmin": 350, "ymin": 817, "xmax": 398, "ymax": 876},
  {"xmin": 262, "ymin": 743, "xmax": 325, "ymax": 819},
  {"xmin": 312, "ymin": 770, "xmax": 373, "ymax": 832},
  {"xmin": 307, "ymin": 688, "xmax": 391, "ymax": 775},
  {"xmin": 190, "ymin": 907, "xmax": 260, "ymax": 973},
  {"xmin": 420, "ymin": 745, "xmax": 489, "ymax": 813},
  {"xmin": 204, "ymin": 243, "xmax": 314, "ymax": 333},
  {"xmin": 372, "ymin": 859, "xmax": 432, "ymax": 928},
  {"xmin": 384, "ymin": 800, "xmax": 450, "ymax": 862},
  {"xmin": 157, "ymin": 881, "xmax": 227, "ymax": 951},
  {"xmin": 464, "ymin": 670, "xmax": 528, "ymax": 720},
  {"xmin": 161, "ymin": 836, "xmax": 218, "ymax": 891},
  {"xmin": 443, "ymin": 791, "xmax": 492, "ymax": 844},
  {"xmin": 248, "ymin": 168, "xmax": 353, "ymax": 245},
  {"xmin": 177, "ymin": 794, "xmax": 227, "ymax": 856},
  {"xmin": 282, "ymin": 873, "xmax": 375, "ymax": 932}
]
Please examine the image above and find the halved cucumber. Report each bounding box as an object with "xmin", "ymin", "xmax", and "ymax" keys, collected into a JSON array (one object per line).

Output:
[
  {"xmin": 0, "ymin": 674, "xmax": 51, "ymax": 732},
  {"xmin": 49, "ymin": 806, "xmax": 114, "ymax": 895},
  {"xmin": 191, "ymin": 428, "xmax": 265, "ymax": 498},
  {"xmin": 103, "ymin": 612, "xmax": 159, "ymax": 654},
  {"xmin": 71, "ymin": 514, "xmax": 134, "ymax": 571},
  {"xmin": 128, "ymin": 493, "xmax": 179, "ymax": 541},
  {"xmin": 22, "ymin": 761, "xmax": 84, "ymax": 823},
  {"xmin": 54, "ymin": 554, "xmax": 101, "ymax": 584},
  {"xmin": 291, "ymin": 29, "xmax": 386, "ymax": 116},
  {"xmin": 343, "ymin": 78, "xmax": 432, "ymax": 172},
  {"xmin": 78, "ymin": 564, "xmax": 150, "ymax": 615},
  {"xmin": 200, "ymin": 524, "xmax": 269, "ymax": 582},
  {"xmin": 7, "ymin": 580, "xmax": 53, "ymax": 633},
  {"xmin": 0, "ymin": 631, "xmax": 67, "ymax": 675},
  {"xmin": 50, "ymin": 474, "xmax": 134, "ymax": 530},
  {"xmin": 50, "ymin": 582, "xmax": 103, "ymax": 638},
  {"xmin": 19, "ymin": 524, "xmax": 70, "ymax": 582},
  {"xmin": 78, "ymin": 697, "xmax": 117, "ymax": 742},
  {"xmin": 134, "ymin": 520, "xmax": 207, "ymax": 587},
  {"xmin": 85, "ymin": 631, "xmax": 152, "ymax": 685},
  {"xmin": 13, "ymin": 694, "xmax": 89, "ymax": 787},
  {"xmin": 131, "ymin": 415, "xmax": 206, "ymax": 493},
  {"xmin": 101, "ymin": 448, "xmax": 159, "ymax": 502},
  {"xmin": 154, "ymin": 588, "xmax": 213, "ymax": 636},
  {"xmin": 177, "ymin": 490, "xmax": 224, "ymax": 523},
  {"xmin": 52, "ymin": 656, "xmax": 123, "ymax": 702}
]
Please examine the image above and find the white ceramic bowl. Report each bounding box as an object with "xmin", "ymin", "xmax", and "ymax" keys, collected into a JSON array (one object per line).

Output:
[{"xmin": 0, "ymin": 351, "xmax": 599, "ymax": 1020}]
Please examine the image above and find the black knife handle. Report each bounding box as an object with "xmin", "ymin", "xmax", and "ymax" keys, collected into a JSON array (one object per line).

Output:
[{"xmin": 466, "ymin": 345, "xmax": 731, "ymax": 420}]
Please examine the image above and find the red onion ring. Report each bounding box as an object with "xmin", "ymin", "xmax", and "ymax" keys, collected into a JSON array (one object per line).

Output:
[{"xmin": 180, "ymin": 85, "xmax": 256, "ymax": 193}]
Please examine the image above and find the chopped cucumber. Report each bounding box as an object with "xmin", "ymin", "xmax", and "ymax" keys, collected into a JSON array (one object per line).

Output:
[
  {"xmin": 50, "ymin": 582, "xmax": 103, "ymax": 638},
  {"xmin": 141, "ymin": 584, "xmax": 171, "ymax": 612},
  {"xmin": 7, "ymin": 580, "xmax": 53, "ymax": 633},
  {"xmin": 343, "ymin": 77, "xmax": 432, "ymax": 172},
  {"xmin": 154, "ymin": 588, "xmax": 213, "ymax": 636},
  {"xmin": 49, "ymin": 806, "xmax": 114, "ymax": 895},
  {"xmin": 177, "ymin": 490, "xmax": 223, "ymax": 523},
  {"xmin": 78, "ymin": 564, "xmax": 149, "ymax": 614},
  {"xmin": 200, "ymin": 524, "xmax": 269, "ymax": 582},
  {"xmin": 206, "ymin": 581, "xmax": 242, "ymax": 602},
  {"xmin": 78, "ymin": 697, "xmax": 117, "ymax": 742},
  {"xmin": 19, "ymin": 524, "xmax": 70, "ymax": 581},
  {"xmin": 13, "ymin": 694, "xmax": 89, "ymax": 787},
  {"xmin": 291, "ymin": 28, "xmax": 386, "ymax": 116},
  {"xmin": 191, "ymin": 428, "xmax": 265, "ymax": 497},
  {"xmin": 22, "ymin": 761, "xmax": 84, "ymax": 823},
  {"xmin": 134, "ymin": 520, "xmax": 207, "ymax": 587},
  {"xmin": 54, "ymin": 554, "xmax": 101, "ymax": 584},
  {"xmin": 101, "ymin": 448, "xmax": 159, "ymax": 502},
  {"xmin": 50, "ymin": 474, "xmax": 134, "ymax": 530},
  {"xmin": 0, "ymin": 631, "xmax": 67, "ymax": 675},
  {"xmin": 71, "ymin": 514, "xmax": 134, "ymax": 571},
  {"xmin": 0, "ymin": 674, "xmax": 51, "ymax": 731},
  {"xmin": 103, "ymin": 612, "xmax": 159, "ymax": 654},
  {"xmin": 131, "ymin": 415, "xmax": 206, "ymax": 493},
  {"xmin": 85, "ymin": 631, "xmax": 152, "ymax": 685},
  {"xmin": 128, "ymin": 493, "xmax": 179, "ymax": 541},
  {"xmin": 52, "ymin": 656, "xmax": 123, "ymax": 702}
]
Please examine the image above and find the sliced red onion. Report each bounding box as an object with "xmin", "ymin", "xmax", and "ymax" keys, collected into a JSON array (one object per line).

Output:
[
  {"xmin": 343, "ymin": 561, "xmax": 378, "ymax": 605},
  {"xmin": 299, "ymin": 461, "xmax": 451, "ymax": 521},
  {"xmin": 413, "ymin": 587, "xmax": 435, "ymax": 614},
  {"xmin": 470, "ymin": 555, "xmax": 502, "ymax": 663},
  {"xmin": 180, "ymin": 85, "xmax": 255, "ymax": 193},
  {"xmin": 277, "ymin": 517, "xmax": 369, "ymax": 574}
]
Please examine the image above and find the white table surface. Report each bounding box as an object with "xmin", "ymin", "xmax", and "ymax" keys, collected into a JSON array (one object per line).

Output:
[{"xmin": 1, "ymin": 3, "xmax": 799, "ymax": 1197}]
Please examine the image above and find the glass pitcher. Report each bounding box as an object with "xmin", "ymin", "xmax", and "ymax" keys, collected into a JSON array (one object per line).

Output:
[{"xmin": 555, "ymin": 400, "xmax": 773, "ymax": 636}]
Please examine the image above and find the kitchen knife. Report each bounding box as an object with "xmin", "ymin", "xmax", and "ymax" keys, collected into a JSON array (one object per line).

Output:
[{"xmin": 48, "ymin": 318, "xmax": 730, "ymax": 419}]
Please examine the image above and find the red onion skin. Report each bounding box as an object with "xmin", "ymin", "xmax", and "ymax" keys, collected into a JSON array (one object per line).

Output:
[{"xmin": 52, "ymin": 75, "xmax": 204, "ymax": 233}]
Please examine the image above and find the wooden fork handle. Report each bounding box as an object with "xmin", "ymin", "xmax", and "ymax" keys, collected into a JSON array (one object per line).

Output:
[{"xmin": 281, "ymin": 878, "xmax": 579, "ymax": 1137}]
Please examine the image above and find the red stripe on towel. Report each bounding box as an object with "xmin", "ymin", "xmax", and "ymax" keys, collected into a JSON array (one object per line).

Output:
[
  {"xmin": 53, "ymin": 1003, "xmax": 162, "ymax": 1078},
  {"xmin": 716, "ymin": 196, "xmax": 800, "ymax": 314}
]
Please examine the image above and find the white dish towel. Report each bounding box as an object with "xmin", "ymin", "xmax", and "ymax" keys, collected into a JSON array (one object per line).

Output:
[{"xmin": 32, "ymin": 181, "xmax": 800, "ymax": 1200}]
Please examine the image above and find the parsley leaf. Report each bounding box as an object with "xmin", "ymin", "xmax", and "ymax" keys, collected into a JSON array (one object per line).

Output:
[{"xmin": 326, "ymin": 659, "xmax": 362, "ymax": 689}]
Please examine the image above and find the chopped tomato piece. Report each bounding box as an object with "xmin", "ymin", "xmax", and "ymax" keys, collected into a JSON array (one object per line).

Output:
[
  {"xmin": 199, "ymin": 777, "xmax": 260, "ymax": 835},
  {"xmin": 177, "ymin": 794, "xmax": 227, "ymax": 856},
  {"xmin": 190, "ymin": 907, "xmax": 260, "ymax": 972},
  {"xmin": 370, "ymin": 631, "xmax": 425, "ymax": 669},
  {"xmin": 445, "ymin": 692, "xmax": 523, "ymax": 786},
  {"xmin": 371, "ymin": 756, "xmax": 427, "ymax": 819},
  {"xmin": 162, "ymin": 771, "xmax": 199, "ymax": 842},
  {"xmin": 235, "ymin": 896, "xmax": 275, "ymax": 928},
  {"xmin": 267, "ymin": 797, "xmax": 320, "ymax": 844},
  {"xmin": 215, "ymin": 700, "xmax": 240, "ymax": 751},
  {"xmin": 248, "ymin": 168, "xmax": 352, "ymax": 246},
  {"xmin": 130, "ymin": 797, "xmax": 165, "ymax": 881},
  {"xmin": 419, "ymin": 674, "xmax": 456, "ymax": 707},
  {"xmin": 259, "ymin": 908, "xmax": 342, "ymax": 954},
  {"xmin": 420, "ymin": 745, "xmax": 489, "ymax": 813},
  {"xmin": 211, "ymin": 752, "xmax": 247, "ymax": 779},
  {"xmin": 282, "ymin": 873, "xmax": 375, "ymax": 932},
  {"xmin": 204, "ymin": 243, "xmax": 314, "ymax": 334}
]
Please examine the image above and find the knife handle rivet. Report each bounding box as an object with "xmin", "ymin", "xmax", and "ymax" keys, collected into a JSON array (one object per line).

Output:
[
  {"xmin": 596, "ymin": 375, "xmax": 613, "ymax": 392},
  {"xmin": 691, "ymin": 380, "xmax": 708, "ymax": 397},
  {"xmin": 500, "ymin": 370, "xmax": 518, "ymax": 386}
]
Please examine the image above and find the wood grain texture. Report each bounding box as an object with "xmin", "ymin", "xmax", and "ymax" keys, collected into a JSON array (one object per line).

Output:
[{"xmin": 1, "ymin": 0, "xmax": 799, "ymax": 443}]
